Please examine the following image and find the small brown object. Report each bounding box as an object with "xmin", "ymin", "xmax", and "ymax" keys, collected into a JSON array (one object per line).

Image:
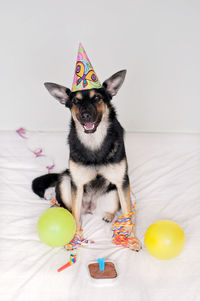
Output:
[{"xmin": 88, "ymin": 262, "xmax": 117, "ymax": 279}]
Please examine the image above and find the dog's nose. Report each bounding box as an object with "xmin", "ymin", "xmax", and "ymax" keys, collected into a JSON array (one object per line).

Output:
[{"xmin": 81, "ymin": 112, "xmax": 91, "ymax": 121}]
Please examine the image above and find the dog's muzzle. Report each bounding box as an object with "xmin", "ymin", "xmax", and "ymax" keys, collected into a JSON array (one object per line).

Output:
[{"xmin": 80, "ymin": 111, "xmax": 100, "ymax": 134}]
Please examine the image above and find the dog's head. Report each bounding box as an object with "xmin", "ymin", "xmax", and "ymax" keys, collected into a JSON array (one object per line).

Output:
[{"xmin": 44, "ymin": 70, "xmax": 126, "ymax": 134}]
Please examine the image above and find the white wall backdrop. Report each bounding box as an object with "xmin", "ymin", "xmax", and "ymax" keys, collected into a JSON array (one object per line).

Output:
[{"xmin": 0, "ymin": 0, "xmax": 200, "ymax": 133}]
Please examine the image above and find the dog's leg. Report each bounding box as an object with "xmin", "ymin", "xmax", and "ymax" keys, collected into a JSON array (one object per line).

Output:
[
  {"xmin": 72, "ymin": 185, "xmax": 84, "ymax": 231},
  {"xmin": 116, "ymin": 182, "xmax": 142, "ymax": 251},
  {"xmin": 117, "ymin": 183, "xmax": 131, "ymax": 214},
  {"xmin": 100, "ymin": 160, "xmax": 141, "ymax": 251},
  {"xmin": 100, "ymin": 159, "xmax": 131, "ymax": 215},
  {"xmin": 64, "ymin": 185, "xmax": 84, "ymax": 251},
  {"xmin": 66, "ymin": 160, "xmax": 97, "ymax": 249}
]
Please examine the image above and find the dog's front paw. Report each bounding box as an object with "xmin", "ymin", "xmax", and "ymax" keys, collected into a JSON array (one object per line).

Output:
[
  {"xmin": 103, "ymin": 212, "xmax": 115, "ymax": 223},
  {"xmin": 127, "ymin": 236, "xmax": 142, "ymax": 252}
]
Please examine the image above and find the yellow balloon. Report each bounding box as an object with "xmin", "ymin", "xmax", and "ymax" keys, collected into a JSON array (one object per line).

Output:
[{"xmin": 144, "ymin": 220, "xmax": 185, "ymax": 260}]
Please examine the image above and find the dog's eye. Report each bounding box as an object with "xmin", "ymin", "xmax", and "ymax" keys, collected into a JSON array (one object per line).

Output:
[
  {"xmin": 93, "ymin": 95, "xmax": 101, "ymax": 103},
  {"xmin": 73, "ymin": 97, "xmax": 80, "ymax": 105}
]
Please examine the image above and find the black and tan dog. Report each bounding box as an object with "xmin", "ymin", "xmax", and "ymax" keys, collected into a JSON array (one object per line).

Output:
[{"xmin": 32, "ymin": 70, "xmax": 141, "ymax": 251}]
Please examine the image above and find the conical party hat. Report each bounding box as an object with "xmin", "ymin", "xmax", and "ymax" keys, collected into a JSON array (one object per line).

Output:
[{"xmin": 72, "ymin": 43, "xmax": 102, "ymax": 92}]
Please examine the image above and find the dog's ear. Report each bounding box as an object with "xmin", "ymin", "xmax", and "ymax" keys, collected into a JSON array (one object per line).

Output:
[
  {"xmin": 103, "ymin": 70, "xmax": 127, "ymax": 97},
  {"xmin": 44, "ymin": 83, "xmax": 71, "ymax": 107}
]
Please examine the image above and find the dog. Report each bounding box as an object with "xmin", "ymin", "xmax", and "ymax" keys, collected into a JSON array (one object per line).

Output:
[{"xmin": 32, "ymin": 70, "xmax": 141, "ymax": 251}]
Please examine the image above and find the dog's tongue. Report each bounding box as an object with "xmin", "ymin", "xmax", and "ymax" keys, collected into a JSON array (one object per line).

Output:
[{"xmin": 84, "ymin": 122, "xmax": 94, "ymax": 130}]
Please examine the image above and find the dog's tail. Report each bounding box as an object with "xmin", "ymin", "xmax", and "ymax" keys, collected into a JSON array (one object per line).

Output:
[{"xmin": 32, "ymin": 173, "xmax": 59, "ymax": 198}]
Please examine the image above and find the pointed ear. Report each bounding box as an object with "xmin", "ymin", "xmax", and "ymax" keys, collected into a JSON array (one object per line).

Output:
[
  {"xmin": 44, "ymin": 83, "xmax": 71, "ymax": 106},
  {"xmin": 103, "ymin": 70, "xmax": 127, "ymax": 97}
]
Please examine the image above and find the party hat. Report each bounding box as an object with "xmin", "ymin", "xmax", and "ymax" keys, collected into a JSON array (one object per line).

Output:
[{"xmin": 72, "ymin": 43, "xmax": 101, "ymax": 92}]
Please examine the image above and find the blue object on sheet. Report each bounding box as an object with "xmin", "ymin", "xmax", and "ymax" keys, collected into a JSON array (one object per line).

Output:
[{"xmin": 97, "ymin": 258, "xmax": 105, "ymax": 271}]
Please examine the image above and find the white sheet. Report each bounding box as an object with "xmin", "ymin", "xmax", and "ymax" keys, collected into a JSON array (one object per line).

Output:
[{"xmin": 1, "ymin": 131, "xmax": 200, "ymax": 301}]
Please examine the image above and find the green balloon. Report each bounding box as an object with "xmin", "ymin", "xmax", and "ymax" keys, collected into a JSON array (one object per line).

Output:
[{"xmin": 37, "ymin": 207, "xmax": 76, "ymax": 247}]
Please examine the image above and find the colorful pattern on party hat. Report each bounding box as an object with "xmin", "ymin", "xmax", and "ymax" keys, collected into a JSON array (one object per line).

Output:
[{"xmin": 72, "ymin": 43, "xmax": 101, "ymax": 92}]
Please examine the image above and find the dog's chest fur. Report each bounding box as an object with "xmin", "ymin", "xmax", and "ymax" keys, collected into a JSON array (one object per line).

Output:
[
  {"xmin": 68, "ymin": 117, "xmax": 126, "ymax": 166},
  {"xmin": 69, "ymin": 159, "xmax": 126, "ymax": 188}
]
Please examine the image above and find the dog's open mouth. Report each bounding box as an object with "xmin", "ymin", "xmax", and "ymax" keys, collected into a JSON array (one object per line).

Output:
[
  {"xmin": 80, "ymin": 114, "xmax": 102, "ymax": 134},
  {"xmin": 83, "ymin": 122, "xmax": 96, "ymax": 133}
]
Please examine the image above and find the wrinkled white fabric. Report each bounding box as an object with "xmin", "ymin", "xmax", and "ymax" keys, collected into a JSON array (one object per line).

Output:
[{"xmin": 0, "ymin": 131, "xmax": 200, "ymax": 301}]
